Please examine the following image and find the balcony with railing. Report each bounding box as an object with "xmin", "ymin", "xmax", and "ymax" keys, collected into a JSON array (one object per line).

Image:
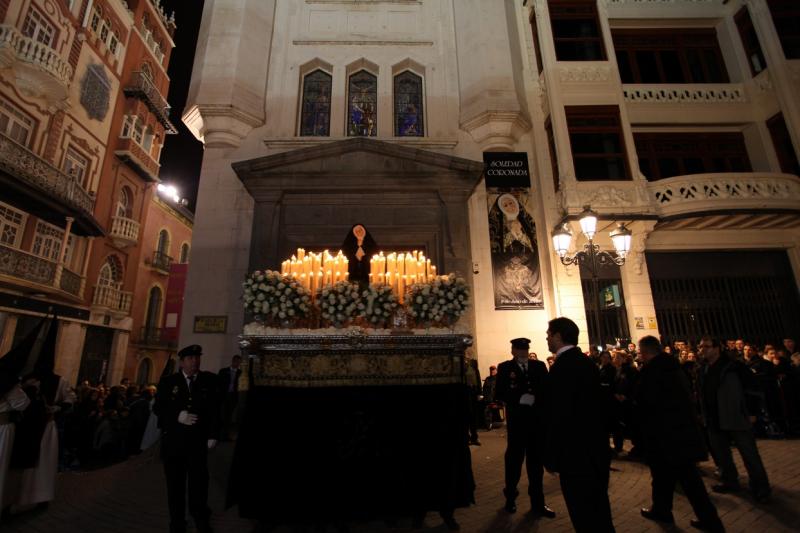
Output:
[
  {"xmin": 138, "ymin": 326, "xmax": 177, "ymax": 348},
  {"xmin": 92, "ymin": 284, "xmax": 133, "ymax": 317},
  {"xmin": 0, "ymin": 242, "xmax": 85, "ymax": 300},
  {"xmin": 149, "ymin": 250, "xmax": 172, "ymax": 274},
  {"xmin": 0, "ymin": 132, "xmax": 103, "ymax": 236},
  {"xmin": 109, "ymin": 215, "xmax": 140, "ymax": 248},
  {"xmin": 123, "ymin": 71, "xmax": 177, "ymax": 133},
  {"xmin": 649, "ymin": 172, "xmax": 800, "ymax": 218},
  {"xmin": 115, "ymin": 137, "xmax": 160, "ymax": 182},
  {"xmin": 0, "ymin": 24, "xmax": 73, "ymax": 103}
]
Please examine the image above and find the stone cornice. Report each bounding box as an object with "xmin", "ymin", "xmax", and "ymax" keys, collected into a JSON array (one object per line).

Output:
[{"xmin": 182, "ymin": 103, "xmax": 265, "ymax": 149}]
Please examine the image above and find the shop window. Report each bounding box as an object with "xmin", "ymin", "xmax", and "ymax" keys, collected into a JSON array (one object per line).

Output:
[
  {"xmin": 565, "ymin": 106, "xmax": 630, "ymax": 181},
  {"xmin": 768, "ymin": 0, "xmax": 800, "ymax": 59},
  {"xmin": 347, "ymin": 70, "xmax": 377, "ymax": 137},
  {"xmin": 735, "ymin": 6, "xmax": 767, "ymax": 76},
  {"xmin": 634, "ymin": 132, "xmax": 752, "ymax": 181},
  {"xmin": 767, "ymin": 113, "xmax": 800, "ymax": 176},
  {"xmin": 613, "ymin": 28, "xmax": 729, "ymax": 84},
  {"xmin": 394, "ymin": 71, "xmax": 424, "ymax": 137},
  {"xmin": 548, "ymin": 0, "xmax": 606, "ymax": 61},
  {"xmin": 299, "ymin": 70, "xmax": 332, "ymax": 136}
]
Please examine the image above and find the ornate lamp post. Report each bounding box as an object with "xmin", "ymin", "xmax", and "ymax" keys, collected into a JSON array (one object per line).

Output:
[{"xmin": 552, "ymin": 206, "xmax": 632, "ymax": 348}]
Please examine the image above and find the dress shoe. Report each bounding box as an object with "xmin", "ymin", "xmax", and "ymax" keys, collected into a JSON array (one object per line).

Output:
[
  {"xmin": 504, "ymin": 499, "xmax": 517, "ymax": 513},
  {"xmin": 530, "ymin": 505, "xmax": 556, "ymax": 519},
  {"xmin": 690, "ymin": 519, "xmax": 725, "ymax": 532},
  {"xmin": 640, "ymin": 508, "xmax": 675, "ymax": 524},
  {"xmin": 711, "ymin": 483, "xmax": 741, "ymax": 494}
]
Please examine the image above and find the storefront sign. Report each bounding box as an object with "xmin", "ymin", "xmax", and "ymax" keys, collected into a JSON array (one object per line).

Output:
[
  {"xmin": 483, "ymin": 152, "xmax": 543, "ymax": 310},
  {"xmin": 193, "ymin": 315, "xmax": 228, "ymax": 334}
]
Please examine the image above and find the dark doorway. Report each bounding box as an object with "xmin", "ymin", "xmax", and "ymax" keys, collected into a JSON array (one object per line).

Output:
[
  {"xmin": 647, "ymin": 250, "xmax": 800, "ymax": 346},
  {"xmin": 79, "ymin": 326, "xmax": 115, "ymax": 385},
  {"xmin": 580, "ymin": 262, "xmax": 631, "ymax": 347},
  {"xmin": 11, "ymin": 314, "xmax": 45, "ymax": 349}
]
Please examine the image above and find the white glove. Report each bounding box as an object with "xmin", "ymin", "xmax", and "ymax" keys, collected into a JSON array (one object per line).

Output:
[
  {"xmin": 519, "ymin": 393, "xmax": 535, "ymax": 406},
  {"xmin": 207, "ymin": 439, "xmax": 217, "ymax": 450},
  {"xmin": 177, "ymin": 410, "xmax": 198, "ymax": 426}
]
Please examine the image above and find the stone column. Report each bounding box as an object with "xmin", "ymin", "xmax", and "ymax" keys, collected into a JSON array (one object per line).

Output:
[
  {"xmin": 0, "ymin": 313, "xmax": 18, "ymax": 356},
  {"xmin": 54, "ymin": 216, "xmax": 74, "ymax": 288},
  {"xmin": 79, "ymin": 236, "xmax": 94, "ymax": 299},
  {"xmin": 618, "ymin": 221, "xmax": 660, "ymax": 343},
  {"xmin": 106, "ymin": 329, "xmax": 130, "ymax": 385},
  {"xmin": 55, "ymin": 320, "xmax": 86, "ymax": 386}
]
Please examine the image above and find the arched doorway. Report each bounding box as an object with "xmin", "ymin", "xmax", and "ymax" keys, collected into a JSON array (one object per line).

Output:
[{"xmin": 136, "ymin": 357, "xmax": 152, "ymax": 385}]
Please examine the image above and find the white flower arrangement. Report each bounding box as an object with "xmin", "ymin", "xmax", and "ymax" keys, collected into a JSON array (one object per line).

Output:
[
  {"xmin": 242, "ymin": 270, "xmax": 312, "ymax": 327},
  {"xmin": 359, "ymin": 284, "xmax": 399, "ymax": 327},
  {"xmin": 406, "ymin": 274, "xmax": 470, "ymax": 327},
  {"xmin": 318, "ymin": 281, "xmax": 362, "ymax": 328}
]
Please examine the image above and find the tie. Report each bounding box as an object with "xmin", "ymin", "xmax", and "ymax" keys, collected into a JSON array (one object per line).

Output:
[{"xmin": 189, "ymin": 374, "xmax": 196, "ymax": 394}]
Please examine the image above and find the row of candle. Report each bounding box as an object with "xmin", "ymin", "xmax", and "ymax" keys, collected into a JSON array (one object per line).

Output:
[
  {"xmin": 369, "ymin": 251, "xmax": 437, "ymax": 303},
  {"xmin": 280, "ymin": 248, "xmax": 349, "ymax": 299}
]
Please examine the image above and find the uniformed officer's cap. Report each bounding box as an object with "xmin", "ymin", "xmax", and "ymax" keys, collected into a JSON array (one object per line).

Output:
[
  {"xmin": 511, "ymin": 338, "xmax": 531, "ymax": 349},
  {"xmin": 178, "ymin": 344, "xmax": 203, "ymax": 359}
]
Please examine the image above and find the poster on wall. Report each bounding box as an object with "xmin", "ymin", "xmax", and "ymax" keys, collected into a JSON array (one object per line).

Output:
[{"xmin": 484, "ymin": 152, "xmax": 544, "ymax": 310}]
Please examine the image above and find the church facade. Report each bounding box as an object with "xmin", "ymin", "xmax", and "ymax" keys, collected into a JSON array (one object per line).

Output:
[{"xmin": 180, "ymin": 0, "xmax": 800, "ymax": 374}]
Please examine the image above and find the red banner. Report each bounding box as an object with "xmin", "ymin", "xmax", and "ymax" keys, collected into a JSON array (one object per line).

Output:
[{"xmin": 163, "ymin": 263, "xmax": 188, "ymax": 342}]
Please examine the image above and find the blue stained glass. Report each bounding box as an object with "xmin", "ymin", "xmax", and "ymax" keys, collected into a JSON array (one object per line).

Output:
[
  {"xmin": 300, "ymin": 70, "xmax": 332, "ymax": 136},
  {"xmin": 348, "ymin": 70, "xmax": 377, "ymax": 137},
  {"xmin": 394, "ymin": 71, "xmax": 423, "ymax": 137}
]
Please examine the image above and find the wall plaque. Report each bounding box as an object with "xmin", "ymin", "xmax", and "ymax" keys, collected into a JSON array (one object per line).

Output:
[{"xmin": 193, "ymin": 315, "xmax": 228, "ymax": 333}]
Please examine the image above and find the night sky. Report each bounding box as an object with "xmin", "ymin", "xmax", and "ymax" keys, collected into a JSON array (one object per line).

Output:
[{"xmin": 159, "ymin": 0, "xmax": 205, "ymax": 211}]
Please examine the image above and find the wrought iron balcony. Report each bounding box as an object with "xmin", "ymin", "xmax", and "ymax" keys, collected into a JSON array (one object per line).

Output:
[
  {"xmin": 109, "ymin": 216, "xmax": 140, "ymax": 248},
  {"xmin": 123, "ymin": 71, "xmax": 177, "ymax": 133},
  {"xmin": 150, "ymin": 250, "xmax": 172, "ymax": 273},
  {"xmin": 0, "ymin": 243, "xmax": 84, "ymax": 299},
  {"xmin": 92, "ymin": 284, "xmax": 133, "ymax": 316},
  {"xmin": 0, "ymin": 25, "xmax": 73, "ymax": 102},
  {"xmin": 0, "ymin": 132, "xmax": 95, "ymax": 215},
  {"xmin": 138, "ymin": 326, "xmax": 177, "ymax": 348}
]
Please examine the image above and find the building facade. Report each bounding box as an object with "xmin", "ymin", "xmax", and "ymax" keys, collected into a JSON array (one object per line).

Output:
[
  {"xmin": 0, "ymin": 0, "xmax": 189, "ymax": 386},
  {"xmin": 180, "ymin": 0, "xmax": 800, "ymax": 376}
]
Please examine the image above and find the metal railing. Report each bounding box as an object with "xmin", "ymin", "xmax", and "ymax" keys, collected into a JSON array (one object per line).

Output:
[
  {"xmin": 123, "ymin": 71, "xmax": 176, "ymax": 132},
  {"xmin": 151, "ymin": 250, "xmax": 172, "ymax": 273},
  {"xmin": 0, "ymin": 132, "xmax": 94, "ymax": 214}
]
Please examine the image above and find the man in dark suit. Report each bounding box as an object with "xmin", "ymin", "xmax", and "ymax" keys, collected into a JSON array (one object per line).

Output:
[
  {"xmin": 154, "ymin": 345, "xmax": 220, "ymax": 533},
  {"xmin": 495, "ymin": 338, "xmax": 555, "ymax": 518},
  {"xmin": 217, "ymin": 355, "xmax": 242, "ymax": 441},
  {"xmin": 635, "ymin": 336, "xmax": 724, "ymax": 532},
  {"xmin": 545, "ymin": 317, "xmax": 615, "ymax": 533}
]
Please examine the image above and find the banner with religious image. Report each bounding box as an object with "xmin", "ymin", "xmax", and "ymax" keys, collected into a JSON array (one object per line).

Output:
[{"xmin": 484, "ymin": 152, "xmax": 544, "ymax": 309}]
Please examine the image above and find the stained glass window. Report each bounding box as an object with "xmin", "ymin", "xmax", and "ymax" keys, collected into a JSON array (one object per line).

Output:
[
  {"xmin": 300, "ymin": 70, "xmax": 332, "ymax": 136},
  {"xmin": 348, "ymin": 70, "xmax": 377, "ymax": 137},
  {"xmin": 394, "ymin": 71, "xmax": 424, "ymax": 137}
]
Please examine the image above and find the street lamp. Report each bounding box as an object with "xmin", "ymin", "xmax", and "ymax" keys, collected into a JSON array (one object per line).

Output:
[{"xmin": 551, "ymin": 205, "xmax": 632, "ymax": 347}]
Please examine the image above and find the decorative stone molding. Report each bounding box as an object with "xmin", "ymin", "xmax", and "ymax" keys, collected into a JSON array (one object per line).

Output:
[
  {"xmin": 753, "ymin": 70, "xmax": 773, "ymax": 92},
  {"xmin": 0, "ymin": 24, "xmax": 73, "ymax": 103},
  {"xmin": 558, "ymin": 64, "xmax": 613, "ymax": 83},
  {"xmin": 182, "ymin": 103, "xmax": 265, "ymax": 149},
  {"xmin": 630, "ymin": 224, "xmax": 655, "ymax": 276},
  {"xmin": 460, "ymin": 110, "xmax": 532, "ymax": 149},
  {"xmin": 263, "ymin": 137, "xmax": 459, "ymax": 152},
  {"xmin": 623, "ymin": 84, "xmax": 745, "ymax": 103},
  {"xmin": 560, "ymin": 181, "xmax": 653, "ymax": 213},
  {"xmin": 649, "ymin": 172, "xmax": 800, "ymax": 217}
]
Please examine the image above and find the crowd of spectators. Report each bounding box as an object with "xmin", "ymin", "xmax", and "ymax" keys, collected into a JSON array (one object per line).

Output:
[
  {"xmin": 586, "ymin": 337, "xmax": 800, "ymax": 453},
  {"xmin": 58, "ymin": 379, "xmax": 158, "ymax": 471}
]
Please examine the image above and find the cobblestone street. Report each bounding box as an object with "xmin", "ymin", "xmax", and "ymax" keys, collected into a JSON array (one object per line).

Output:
[{"xmin": 4, "ymin": 429, "xmax": 799, "ymax": 533}]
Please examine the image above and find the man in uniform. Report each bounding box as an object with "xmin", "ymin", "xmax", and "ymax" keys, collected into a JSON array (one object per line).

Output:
[
  {"xmin": 495, "ymin": 338, "xmax": 555, "ymax": 518},
  {"xmin": 154, "ymin": 345, "xmax": 220, "ymax": 533}
]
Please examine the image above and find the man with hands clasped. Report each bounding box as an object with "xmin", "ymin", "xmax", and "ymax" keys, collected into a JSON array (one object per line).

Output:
[
  {"xmin": 154, "ymin": 345, "xmax": 220, "ymax": 533},
  {"xmin": 495, "ymin": 337, "xmax": 555, "ymax": 519}
]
